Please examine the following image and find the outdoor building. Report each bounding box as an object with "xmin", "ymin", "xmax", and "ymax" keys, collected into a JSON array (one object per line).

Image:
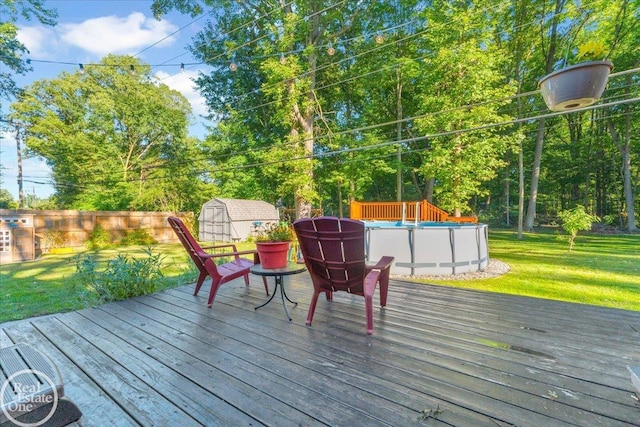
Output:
[
  {"xmin": 198, "ymin": 198, "xmax": 279, "ymax": 242},
  {"xmin": 0, "ymin": 213, "xmax": 35, "ymax": 263}
]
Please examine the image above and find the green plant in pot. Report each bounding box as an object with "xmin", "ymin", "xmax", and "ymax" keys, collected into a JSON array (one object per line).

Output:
[
  {"xmin": 256, "ymin": 222, "xmax": 294, "ymax": 242},
  {"xmin": 255, "ymin": 222, "xmax": 294, "ymax": 268},
  {"xmin": 538, "ymin": 40, "xmax": 613, "ymax": 112},
  {"xmin": 575, "ymin": 40, "xmax": 607, "ymax": 62}
]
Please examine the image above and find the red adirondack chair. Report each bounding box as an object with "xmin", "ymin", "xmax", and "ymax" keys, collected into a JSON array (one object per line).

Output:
[
  {"xmin": 168, "ymin": 216, "xmax": 268, "ymax": 307},
  {"xmin": 293, "ymin": 216, "xmax": 394, "ymax": 335}
]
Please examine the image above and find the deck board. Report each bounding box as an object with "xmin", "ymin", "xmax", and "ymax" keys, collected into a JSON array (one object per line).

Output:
[{"xmin": 2, "ymin": 275, "xmax": 639, "ymax": 426}]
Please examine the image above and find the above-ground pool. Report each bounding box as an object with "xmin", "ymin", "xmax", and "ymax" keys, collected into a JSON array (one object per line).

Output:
[{"xmin": 364, "ymin": 221, "xmax": 489, "ymax": 276}]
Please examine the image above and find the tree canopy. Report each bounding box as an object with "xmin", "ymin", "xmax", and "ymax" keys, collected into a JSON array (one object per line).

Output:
[
  {"xmin": 147, "ymin": 0, "xmax": 637, "ymax": 228},
  {"xmin": 0, "ymin": 0, "xmax": 57, "ymax": 108},
  {"xmin": 6, "ymin": 0, "xmax": 639, "ymax": 232},
  {"xmin": 9, "ymin": 55, "xmax": 214, "ymax": 212}
]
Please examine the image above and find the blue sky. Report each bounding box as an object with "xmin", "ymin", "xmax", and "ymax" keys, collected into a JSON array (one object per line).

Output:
[{"xmin": 1, "ymin": 0, "xmax": 211, "ymax": 200}]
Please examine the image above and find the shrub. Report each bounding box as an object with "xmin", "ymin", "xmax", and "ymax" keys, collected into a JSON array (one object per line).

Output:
[
  {"xmin": 558, "ymin": 205, "xmax": 600, "ymax": 251},
  {"xmin": 42, "ymin": 230, "xmax": 67, "ymax": 252},
  {"xmin": 87, "ymin": 224, "xmax": 112, "ymax": 250},
  {"xmin": 120, "ymin": 228, "xmax": 158, "ymax": 246},
  {"xmin": 75, "ymin": 247, "xmax": 163, "ymax": 303}
]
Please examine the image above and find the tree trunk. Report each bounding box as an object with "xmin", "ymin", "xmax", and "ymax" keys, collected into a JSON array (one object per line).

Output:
[
  {"xmin": 518, "ymin": 137, "xmax": 524, "ymax": 238},
  {"xmin": 525, "ymin": 0, "xmax": 565, "ymax": 231},
  {"xmin": 504, "ymin": 168, "xmax": 510, "ymax": 226},
  {"xmin": 608, "ymin": 118, "xmax": 637, "ymax": 232},
  {"xmin": 290, "ymin": 1, "xmax": 318, "ymax": 220},
  {"xmin": 15, "ymin": 126, "xmax": 25, "ymax": 209},
  {"xmin": 425, "ymin": 177, "xmax": 434, "ymax": 202},
  {"xmin": 524, "ymin": 119, "xmax": 546, "ymax": 230},
  {"xmin": 337, "ymin": 178, "xmax": 343, "ymax": 218},
  {"xmin": 396, "ymin": 68, "xmax": 403, "ymax": 202}
]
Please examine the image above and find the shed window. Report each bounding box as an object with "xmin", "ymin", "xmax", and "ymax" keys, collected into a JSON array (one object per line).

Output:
[{"xmin": 0, "ymin": 230, "xmax": 10, "ymax": 252}]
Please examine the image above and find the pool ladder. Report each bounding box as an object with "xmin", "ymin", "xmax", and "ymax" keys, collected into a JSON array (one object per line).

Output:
[{"xmin": 401, "ymin": 202, "xmax": 420, "ymax": 226}]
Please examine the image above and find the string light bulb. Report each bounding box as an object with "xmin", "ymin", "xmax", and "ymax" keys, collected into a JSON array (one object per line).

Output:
[
  {"xmin": 229, "ymin": 62, "xmax": 238, "ymax": 71},
  {"xmin": 279, "ymin": 54, "xmax": 287, "ymax": 65},
  {"xmin": 327, "ymin": 44, "xmax": 336, "ymax": 56},
  {"xmin": 78, "ymin": 64, "xmax": 85, "ymax": 74},
  {"xmin": 375, "ymin": 33, "xmax": 384, "ymax": 44},
  {"xmin": 129, "ymin": 64, "xmax": 135, "ymax": 75},
  {"xmin": 180, "ymin": 63, "xmax": 185, "ymax": 72}
]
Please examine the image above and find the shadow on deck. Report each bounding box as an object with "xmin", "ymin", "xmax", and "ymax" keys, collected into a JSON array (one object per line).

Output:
[{"xmin": 1, "ymin": 274, "xmax": 639, "ymax": 426}]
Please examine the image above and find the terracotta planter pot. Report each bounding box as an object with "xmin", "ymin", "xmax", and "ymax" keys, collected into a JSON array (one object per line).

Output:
[
  {"xmin": 256, "ymin": 241, "xmax": 290, "ymax": 269},
  {"xmin": 538, "ymin": 60, "xmax": 613, "ymax": 112}
]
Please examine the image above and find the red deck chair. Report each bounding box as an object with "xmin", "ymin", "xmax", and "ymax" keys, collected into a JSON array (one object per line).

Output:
[
  {"xmin": 168, "ymin": 216, "xmax": 268, "ymax": 307},
  {"xmin": 293, "ymin": 216, "xmax": 394, "ymax": 335}
]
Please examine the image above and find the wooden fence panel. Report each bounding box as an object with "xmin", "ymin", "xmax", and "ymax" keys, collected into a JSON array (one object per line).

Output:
[{"xmin": 0, "ymin": 210, "xmax": 191, "ymax": 258}]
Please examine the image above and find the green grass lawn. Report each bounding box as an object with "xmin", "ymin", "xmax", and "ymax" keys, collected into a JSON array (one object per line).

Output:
[
  {"xmin": 0, "ymin": 243, "xmax": 209, "ymax": 323},
  {"xmin": 418, "ymin": 229, "xmax": 640, "ymax": 312},
  {"xmin": 1, "ymin": 230, "xmax": 639, "ymax": 323}
]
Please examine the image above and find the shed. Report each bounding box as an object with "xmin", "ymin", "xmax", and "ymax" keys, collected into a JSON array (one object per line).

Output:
[
  {"xmin": 0, "ymin": 213, "xmax": 35, "ymax": 263},
  {"xmin": 198, "ymin": 198, "xmax": 280, "ymax": 242}
]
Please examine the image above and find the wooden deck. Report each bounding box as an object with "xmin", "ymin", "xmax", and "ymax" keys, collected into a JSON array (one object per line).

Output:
[{"xmin": 1, "ymin": 274, "xmax": 639, "ymax": 426}]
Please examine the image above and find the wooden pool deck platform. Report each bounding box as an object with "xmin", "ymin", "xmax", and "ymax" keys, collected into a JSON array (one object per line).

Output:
[{"xmin": 1, "ymin": 274, "xmax": 639, "ymax": 426}]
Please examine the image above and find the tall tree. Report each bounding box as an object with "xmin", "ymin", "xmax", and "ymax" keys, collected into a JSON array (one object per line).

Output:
[
  {"xmin": 1, "ymin": 0, "xmax": 57, "ymax": 208},
  {"xmin": 9, "ymin": 55, "xmax": 208, "ymax": 211},
  {"xmin": 602, "ymin": 0, "xmax": 639, "ymax": 232},
  {"xmin": 523, "ymin": 0, "xmax": 568, "ymax": 231},
  {"xmin": 415, "ymin": 1, "xmax": 520, "ymax": 215},
  {"xmin": 152, "ymin": 0, "xmax": 404, "ymax": 219},
  {"xmin": 0, "ymin": 0, "xmax": 57, "ymax": 108},
  {"xmin": 150, "ymin": 0, "xmax": 638, "ymax": 226}
]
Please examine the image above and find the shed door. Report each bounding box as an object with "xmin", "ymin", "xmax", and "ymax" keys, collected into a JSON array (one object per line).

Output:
[
  {"xmin": 15, "ymin": 228, "xmax": 34, "ymax": 261},
  {"xmin": 212, "ymin": 205, "xmax": 230, "ymax": 242},
  {"xmin": 201, "ymin": 207, "xmax": 215, "ymax": 241},
  {"xmin": 1, "ymin": 227, "xmax": 34, "ymax": 262}
]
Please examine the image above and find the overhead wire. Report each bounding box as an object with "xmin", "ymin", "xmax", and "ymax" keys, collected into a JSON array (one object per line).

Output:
[
  {"xmin": 23, "ymin": 0, "xmax": 584, "ymax": 102},
  {"xmin": 215, "ymin": 0, "xmax": 560, "ymax": 115},
  {"xmin": 154, "ymin": 0, "xmax": 350, "ymax": 82},
  {"xmin": 12, "ymin": 1, "xmax": 640, "ymax": 191},
  {"xmin": 43, "ymin": 79, "xmax": 640, "ymax": 188},
  {"xmin": 131, "ymin": 10, "xmax": 211, "ymax": 59},
  {"xmin": 40, "ymin": 64, "xmax": 639, "ymax": 187},
  {"xmin": 22, "ymin": 0, "xmax": 560, "ymax": 109}
]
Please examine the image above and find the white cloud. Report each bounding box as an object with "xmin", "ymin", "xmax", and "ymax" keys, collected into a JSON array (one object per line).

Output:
[
  {"xmin": 17, "ymin": 26, "xmax": 61, "ymax": 59},
  {"xmin": 60, "ymin": 12, "xmax": 179, "ymax": 56},
  {"xmin": 155, "ymin": 69, "xmax": 208, "ymax": 118}
]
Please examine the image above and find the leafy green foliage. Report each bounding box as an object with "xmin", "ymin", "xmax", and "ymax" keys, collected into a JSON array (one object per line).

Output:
[
  {"xmin": 86, "ymin": 224, "xmax": 112, "ymax": 250},
  {"xmin": 415, "ymin": 1, "xmax": 521, "ymax": 214},
  {"xmin": 558, "ymin": 205, "xmax": 600, "ymax": 251},
  {"xmin": 0, "ymin": 0, "xmax": 57, "ymax": 105},
  {"xmin": 74, "ymin": 248, "xmax": 163, "ymax": 304},
  {"xmin": 4, "ymin": 1, "xmax": 637, "ymax": 230},
  {"xmin": 120, "ymin": 229, "xmax": 158, "ymax": 246},
  {"xmin": 9, "ymin": 54, "xmax": 211, "ymax": 212},
  {"xmin": 0, "ymin": 189, "xmax": 17, "ymax": 208},
  {"xmin": 575, "ymin": 41, "xmax": 608, "ymax": 62},
  {"xmin": 254, "ymin": 222, "xmax": 294, "ymax": 242}
]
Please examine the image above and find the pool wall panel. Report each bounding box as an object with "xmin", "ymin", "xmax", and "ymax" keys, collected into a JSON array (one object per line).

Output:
[{"xmin": 365, "ymin": 223, "xmax": 489, "ymax": 276}]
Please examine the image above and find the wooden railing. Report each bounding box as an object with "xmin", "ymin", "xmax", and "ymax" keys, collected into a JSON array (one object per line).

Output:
[{"xmin": 350, "ymin": 200, "xmax": 477, "ymax": 223}]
